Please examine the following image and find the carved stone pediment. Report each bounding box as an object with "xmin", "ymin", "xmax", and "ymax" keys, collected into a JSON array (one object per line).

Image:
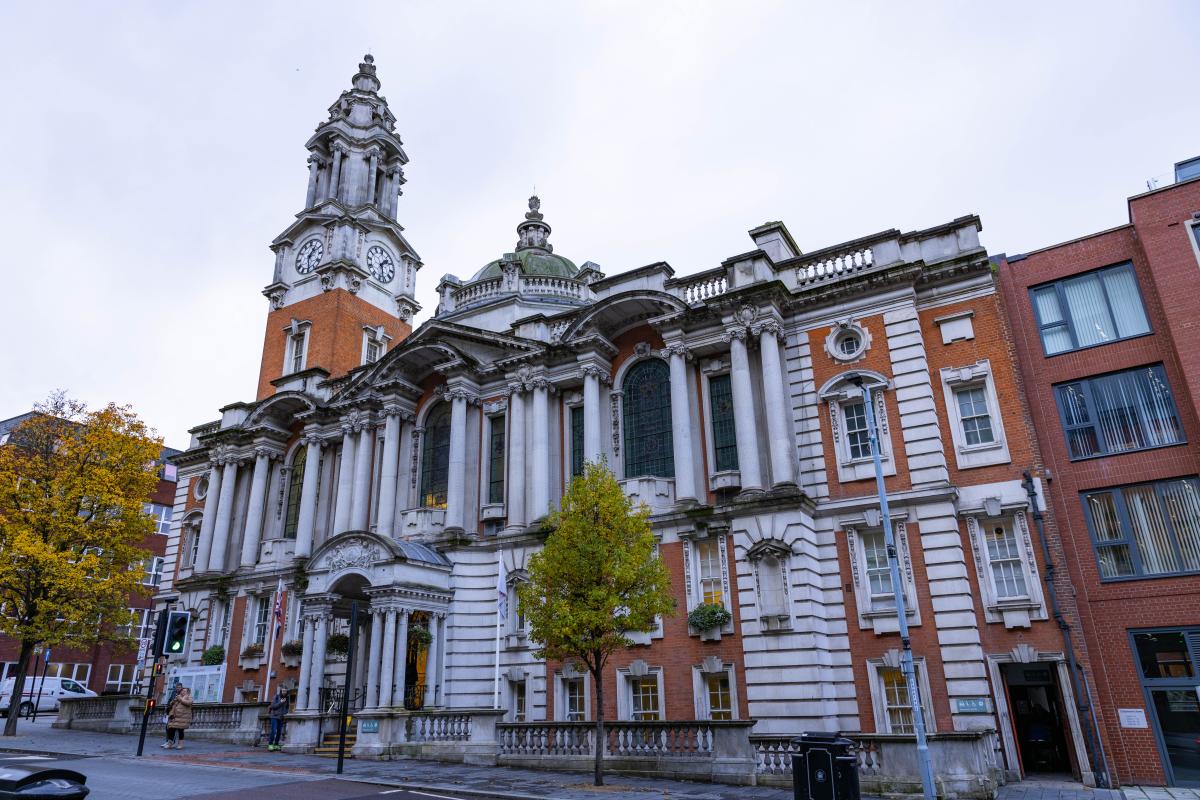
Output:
[{"xmin": 318, "ymin": 535, "xmax": 383, "ymax": 572}]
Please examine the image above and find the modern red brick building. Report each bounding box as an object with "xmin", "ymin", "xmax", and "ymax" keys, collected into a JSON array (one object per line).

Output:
[
  {"xmin": 0, "ymin": 412, "xmax": 178, "ymax": 698},
  {"xmin": 997, "ymin": 157, "xmax": 1200, "ymax": 787}
]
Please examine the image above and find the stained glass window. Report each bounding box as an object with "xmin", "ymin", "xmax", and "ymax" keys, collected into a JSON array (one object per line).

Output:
[{"xmin": 622, "ymin": 360, "xmax": 674, "ymax": 479}]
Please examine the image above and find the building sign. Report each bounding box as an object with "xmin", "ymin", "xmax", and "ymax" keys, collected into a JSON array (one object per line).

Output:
[
  {"xmin": 955, "ymin": 697, "xmax": 992, "ymax": 714},
  {"xmin": 359, "ymin": 719, "xmax": 380, "ymax": 733},
  {"xmin": 1118, "ymin": 708, "xmax": 1148, "ymax": 729}
]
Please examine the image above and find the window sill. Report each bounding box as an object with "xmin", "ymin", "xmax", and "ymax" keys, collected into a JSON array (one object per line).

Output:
[
  {"xmin": 505, "ymin": 632, "xmax": 529, "ymax": 649},
  {"xmin": 959, "ymin": 441, "xmax": 1004, "ymax": 454},
  {"xmin": 1041, "ymin": 330, "xmax": 1154, "ymax": 360},
  {"xmin": 709, "ymin": 470, "xmax": 742, "ymax": 492},
  {"xmin": 481, "ymin": 503, "xmax": 506, "ymax": 521},
  {"xmin": 1067, "ymin": 439, "xmax": 1188, "ymax": 463}
]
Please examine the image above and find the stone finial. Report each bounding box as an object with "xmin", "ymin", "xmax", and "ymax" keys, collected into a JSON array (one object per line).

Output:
[
  {"xmin": 526, "ymin": 195, "xmax": 542, "ymax": 220},
  {"xmin": 517, "ymin": 196, "xmax": 551, "ymax": 251},
  {"xmin": 352, "ymin": 53, "xmax": 381, "ymax": 92}
]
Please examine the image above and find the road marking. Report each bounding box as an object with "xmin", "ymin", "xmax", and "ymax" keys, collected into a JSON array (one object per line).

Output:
[
  {"xmin": 410, "ymin": 791, "xmax": 463, "ymax": 800},
  {"xmin": 379, "ymin": 791, "xmax": 406, "ymax": 796},
  {"xmin": 0, "ymin": 756, "xmax": 51, "ymax": 761}
]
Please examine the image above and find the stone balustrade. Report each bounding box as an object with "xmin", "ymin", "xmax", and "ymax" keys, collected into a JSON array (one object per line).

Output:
[
  {"xmin": 668, "ymin": 268, "xmax": 729, "ymax": 304},
  {"xmin": 451, "ymin": 277, "xmax": 504, "ymax": 308},
  {"xmin": 498, "ymin": 720, "xmax": 757, "ymax": 785},
  {"xmin": 795, "ymin": 244, "xmax": 875, "ymax": 287},
  {"xmin": 399, "ymin": 506, "xmax": 446, "ymax": 539},
  {"xmin": 752, "ymin": 730, "xmax": 1004, "ymax": 799},
  {"xmin": 447, "ymin": 273, "xmax": 586, "ymax": 312},
  {"xmin": 55, "ymin": 697, "xmax": 268, "ymax": 745}
]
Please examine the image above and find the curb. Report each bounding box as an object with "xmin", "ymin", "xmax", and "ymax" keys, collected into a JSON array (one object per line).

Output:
[{"xmin": 343, "ymin": 776, "xmax": 550, "ymax": 800}]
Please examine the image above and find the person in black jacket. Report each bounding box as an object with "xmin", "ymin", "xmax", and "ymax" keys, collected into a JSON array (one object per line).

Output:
[{"xmin": 267, "ymin": 689, "xmax": 289, "ymax": 751}]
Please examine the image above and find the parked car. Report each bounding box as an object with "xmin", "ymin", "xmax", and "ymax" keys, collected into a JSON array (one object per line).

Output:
[{"xmin": 0, "ymin": 676, "xmax": 97, "ymax": 716}]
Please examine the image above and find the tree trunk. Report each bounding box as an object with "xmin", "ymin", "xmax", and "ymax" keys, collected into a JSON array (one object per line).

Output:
[
  {"xmin": 3, "ymin": 641, "xmax": 35, "ymax": 736},
  {"xmin": 592, "ymin": 666, "xmax": 604, "ymax": 786}
]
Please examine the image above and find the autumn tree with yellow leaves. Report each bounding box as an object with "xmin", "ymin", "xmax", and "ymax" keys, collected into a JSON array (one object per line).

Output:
[
  {"xmin": 517, "ymin": 461, "xmax": 675, "ymax": 786},
  {"xmin": 0, "ymin": 395, "xmax": 161, "ymax": 735}
]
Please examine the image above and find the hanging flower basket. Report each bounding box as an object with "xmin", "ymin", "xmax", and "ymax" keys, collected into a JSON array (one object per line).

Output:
[
  {"xmin": 409, "ymin": 626, "xmax": 433, "ymax": 648},
  {"xmin": 687, "ymin": 603, "xmax": 732, "ymax": 632},
  {"xmin": 326, "ymin": 633, "xmax": 350, "ymax": 658},
  {"xmin": 280, "ymin": 639, "xmax": 303, "ymax": 666},
  {"xmin": 201, "ymin": 645, "xmax": 226, "ymax": 666},
  {"xmin": 240, "ymin": 643, "xmax": 264, "ymax": 659}
]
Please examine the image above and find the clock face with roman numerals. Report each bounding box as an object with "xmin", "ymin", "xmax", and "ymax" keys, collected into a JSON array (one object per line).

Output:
[
  {"xmin": 295, "ymin": 239, "xmax": 323, "ymax": 274},
  {"xmin": 366, "ymin": 245, "xmax": 395, "ymax": 283}
]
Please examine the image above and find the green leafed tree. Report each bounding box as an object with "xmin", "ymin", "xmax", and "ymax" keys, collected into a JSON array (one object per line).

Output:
[
  {"xmin": 517, "ymin": 460, "xmax": 674, "ymax": 785},
  {"xmin": 0, "ymin": 394, "xmax": 161, "ymax": 735}
]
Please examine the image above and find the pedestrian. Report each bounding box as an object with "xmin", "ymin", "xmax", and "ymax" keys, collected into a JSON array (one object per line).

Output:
[
  {"xmin": 162, "ymin": 684, "xmax": 193, "ymax": 750},
  {"xmin": 267, "ymin": 688, "xmax": 289, "ymax": 751}
]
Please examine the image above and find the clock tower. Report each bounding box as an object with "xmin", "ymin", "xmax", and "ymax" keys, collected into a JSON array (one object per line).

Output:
[{"xmin": 256, "ymin": 54, "xmax": 421, "ymax": 399}]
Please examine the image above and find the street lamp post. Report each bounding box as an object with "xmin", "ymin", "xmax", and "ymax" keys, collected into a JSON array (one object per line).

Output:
[{"xmin": 855, "ymin": 377, "xmax": 936, "ymax": 800}]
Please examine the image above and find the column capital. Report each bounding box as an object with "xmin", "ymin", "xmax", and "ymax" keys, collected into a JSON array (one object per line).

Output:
[
  {"xmin": 660, "ymin": 342, "xmax": 692, "ymax": 360},
  {"xmin": 750, "ymin": 319, "xmax": 784, "ymax": 339},
  {"xmin": 442, "ymin": 386, "xmax": 479, "ymax": 404},
  {"xmin": 300, "ymin": 432, "xmax": 327, "ymax": 447},
  {"xmin": 307, "ymin": 153, "xmax": 325, "ymax": 167},
  {"xmin": 722, "ymin": 326, "xmax": 749, "ymax": 343},
  {"xmin": 579, "ymin": 363, "xmax": 613, "ymax": 385}
]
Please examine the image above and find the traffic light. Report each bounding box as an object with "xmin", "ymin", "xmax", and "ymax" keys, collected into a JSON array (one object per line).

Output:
[
  {"xmin": 151, "ymin": 609, "xmax": 168, "ymax": 657},
  {"xmin": 163, "ymin": 611, "xmax": 190, "ymax": 657}
]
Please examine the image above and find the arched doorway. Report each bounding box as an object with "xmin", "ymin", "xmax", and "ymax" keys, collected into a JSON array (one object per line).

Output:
[{"xmin": 403, "ymin": 610, "xmax": 432, "ymax": 710}]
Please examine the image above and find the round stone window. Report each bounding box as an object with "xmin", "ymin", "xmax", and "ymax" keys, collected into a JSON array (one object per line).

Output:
[
  {"xmin": 826, "ymin": 322, "xmax": 870, "ymax": 363},
  {"xmin": 193, "ymin": 476, "xmax": 210, "ymax": 502}
]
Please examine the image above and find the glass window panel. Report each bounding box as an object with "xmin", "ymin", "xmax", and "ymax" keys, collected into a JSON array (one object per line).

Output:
[
  {"xmin": 570, "ymin": 406, "xmax": 585, "ymax": 478},
  {"xmin": 1062, "ymin": 273, "xmax": 1117, "ymax": 347},
  {"xmin": 565, "ymin": 678, "xmax": 586, "ymax": 721},
  {"xmin": 956, "ymin": 387, "xmax": 995, "ymax": 446},
  {"xmin": 862, "ymin": 529, "xmax": 895, "ymax": 606},
  {"xmin": 880, "ymin": 667, "xmax": 921, "ymax": 734},
  {"xmin": 622, "ymin": 360, "xmax": 674, "ymax": 479},
  {"xmin": 282, "ymin": 446, "xmax": 306, "ymax": 539},
  {"xmin": 1134, "ymin": 631, "xmax": 1194, "ymax": 680},
  {"xmin": 1032, "ymin": 287, "xmax": 1074, "ymax": 354},
  {"xmin": 844, "ymin": 402, "xmax": 871, "ymax": 460},
  {"xmin": 1124, "ymin": 485, "xmax": 1182, "ymax": 575},
  {"xmin": 420, "ymin": 404, "xmax": 452, "ymax": 507},
  {"xmin": 696, "ymin": 539, "xmax": 724, "ymax": 606},
  {"xmin": 1100, "ymin": 267, "xmax": 1150, "ymax": 339},
  {"xmin": 488, "ymin": 416, "xmax": 506, "ymax": 505},
  {"xmin": 709, "ymin": 374, "xmax": 739, "ymax": 472},
  {"xmin": 985, "ymin": 523, "xmax": 1027, "ymax": 598},
  {"xmin": 706, "ymin": 674, "xmax": 732, "ymax": 720},
  {"xmin": 1057, "ymin": 366, "xmax": 1183, "ymax": 459},
  {"xmin": 631, "ymin": 676, "xmax": 660, "ymax": 720},
  {"xmin": 1162, "ymin": 480, "xmax": 1200, "ymax": 572}
]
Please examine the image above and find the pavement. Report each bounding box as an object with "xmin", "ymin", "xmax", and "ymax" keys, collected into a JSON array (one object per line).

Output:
[{"xmin": 0, "ymin": 716, "xmax": 1174, "ymax": 800}]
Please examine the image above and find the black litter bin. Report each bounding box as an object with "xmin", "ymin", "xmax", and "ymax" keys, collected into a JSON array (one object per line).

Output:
[
  {"xmin": 0, "ymin": 766, "xmax": 89, "ymax": 799},
  {"xmin": 791, "ymin": 732, "xmax": 859, "ymax": 800}
]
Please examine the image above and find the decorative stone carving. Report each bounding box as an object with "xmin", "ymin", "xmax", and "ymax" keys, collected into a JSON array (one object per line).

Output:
[
  {"xmin": 660, "ymin": 342, "xmax": 691, "ymax": 360},
  {"xmin": 721, "ymin": 326, "xmax": 748, "ymax": 343},
  {"xmin": 319, "ymin": 273, "xmax": 336, "ymax": 292},
  {"xmin": 321, "ymin": 537, "xmax": 382, "ymax": 572},
  {"xmin": 268, "ymin": 291, "xmax": 286, "ymax": 310},
  {"xmin": 395, "ymin": 298, "xmax": 418, "ymax": 323},
  {"xmin": 735, "ymin": 304, "xmax": 757, "ymax": 325},
  {"xmin": 633, "ymin": 342, "xmax": 652, "ymax": 358},
  {"xmin": 579, "ymin": 364, "xmax": 612, "ymax": 385}
]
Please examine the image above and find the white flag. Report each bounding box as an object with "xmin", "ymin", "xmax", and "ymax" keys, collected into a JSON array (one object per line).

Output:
[{"xmin": 497, "ymin": 553, "xmax": 508, "ymax": 621}]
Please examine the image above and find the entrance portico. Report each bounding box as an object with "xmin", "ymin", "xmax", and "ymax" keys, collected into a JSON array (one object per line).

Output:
[{"xmin": 285, "ymin": 531, "xmax": 452, "ymax": 753}]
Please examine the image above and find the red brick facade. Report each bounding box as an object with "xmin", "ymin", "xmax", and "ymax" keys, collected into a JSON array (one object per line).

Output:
[{"xmin": 998, "ymin": 174, "xmax": 1200, "ymax": 786}]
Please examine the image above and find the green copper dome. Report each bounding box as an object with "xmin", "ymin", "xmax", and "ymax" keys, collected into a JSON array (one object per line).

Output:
[
  {"xmin": 469, "ymin": 195, "xmax": 579, "ymax": 282},
  {"xmin": 472, "ymin": 248, "xmax": 579, "ymax": 282}
]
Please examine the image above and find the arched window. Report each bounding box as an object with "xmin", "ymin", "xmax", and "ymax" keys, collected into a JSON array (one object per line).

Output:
[
  {"xmin": 420, "ymin": 404, "xmax": 452, "ymax": 507},
  {"xmin": 622, "ymin": 359, "xmax": 674, "ymax": 479},
  {"xmin": 281, "ymin": 446, "xmax": 306, "ymax": 539}
]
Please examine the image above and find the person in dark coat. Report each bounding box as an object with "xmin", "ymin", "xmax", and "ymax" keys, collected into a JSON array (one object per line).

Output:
[{"xmin": 267, "ymin": 689, "xmax": 289, "ymax": 751}]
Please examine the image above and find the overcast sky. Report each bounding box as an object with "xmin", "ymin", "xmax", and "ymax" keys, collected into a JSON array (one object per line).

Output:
[{"xmin": 1, "ymin": 1, "xmax": 1196, "ymax": 449}]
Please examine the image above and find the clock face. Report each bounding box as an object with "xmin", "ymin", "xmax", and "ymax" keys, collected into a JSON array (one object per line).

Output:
[
  {"xmin": 366, "ymin": 245, "xmax": 395, "ymax": 283},
  {"xmin": 295, "ymin": 239, "xmax": 323, "ymax": 274}
]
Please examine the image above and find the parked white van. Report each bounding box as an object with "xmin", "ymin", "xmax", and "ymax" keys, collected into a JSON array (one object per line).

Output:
[{"xmin": 0, "ymin": 677, "xmax": 97, "ymax": 716}]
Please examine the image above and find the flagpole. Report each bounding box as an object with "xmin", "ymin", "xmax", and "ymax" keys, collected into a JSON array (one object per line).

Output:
[
  {"xmin": 493, "ymin": 550, "xmax": 505, "ymax": 710},
  {"xmin": 263, "ymin": 580, "xmax": 284, "ymax": 703}
]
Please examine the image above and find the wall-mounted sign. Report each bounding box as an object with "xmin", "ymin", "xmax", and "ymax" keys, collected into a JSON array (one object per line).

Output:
[
  {"xmin": 359, "ymin": 719, "xmax": 380, "ymax": 733},
  {"xmin": 1118, "ymin": 708, "xmax": 1148, "ymax": 729},
  {"xmin": 955, "ymin": 697, "xmax": 992, "ymax": 714}
]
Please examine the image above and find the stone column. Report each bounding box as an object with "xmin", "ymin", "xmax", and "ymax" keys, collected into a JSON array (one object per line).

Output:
[
  {"xmin": 305, "ymin": 155, "xmax": 321, "ymax": 208},
  {"xmin": 530, "ymin": 380, "xmax": 550, "ymax": 519},
  {"xmin": 239, "ymin": 448, "xmax": 273, "ymax": 567},
  {"xmin": 423, "ymin": 614, "xmax": 440, "ymax": 707},
  {"xmin": 378, "ymin": 608, "xmax": 398, "ymax": 708},
  {"xmin": 207, "ymin": 458, "xmax": 240, "ymax": 572},
  {"xmin": 666, "ymin": 344, "xmax": 698, "ymax": 503},
  {"xmin": 376, "ymin": 409, "xmax": 402, "ymax": 537},
  {"xmin": 350, "ymin": 424, "xmax": 374, "ymax": 531},
  {"xmin": 445, "ymin": 390, "xmax": 470, "ymax": 531},
  {"xmin": 294, "ymin": 435, "xmax": 323, "ymax": 558},
  {"xmin": 365, "ymin": 608, "xmax": 384, "ymax": 708},
  {"xmin": 726, "ymin": 327, "xmax": 763, "ymax": 492},
  {"xmin": 328, "ymin": 145, "xmax": 344, "ymax": 202},
  {"xmin": 756, "ymin": 321, "xmax": 796, "ymax": 487},
  {"xmin": 582, "ymin": 367, "xmax": 603, "ymax": 463},
  {"xmin": 308, "ymin": 615, "xmax": 330, "ymax": 711},
  {"xmin": 394, "ymin": 610, "xmax": 409, "ymax": 708},
  {"xmin": 352, "ymin": 620, "xmax": 369, "ymax": 707},
  {"xmin": 366, "ymin": 150, "xmax": 379, "ymax": 206},
  {"xmin": 295, "ymin": 617, "xmax": 315, "ymax": 711},
  {"xmin": 396, "ymin": 421, "xmax": 416, "ymax": 514},
  {"xmin": 506, "ymin": 385, "xmax": 526, "ymax": 530},
  {"xmin": 333, "ymin": 425, "xmax": 356, "ymax": 534},
  {"xmin": 193, "ymin": 463, "xmax": 222, "ymax": 571}
]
